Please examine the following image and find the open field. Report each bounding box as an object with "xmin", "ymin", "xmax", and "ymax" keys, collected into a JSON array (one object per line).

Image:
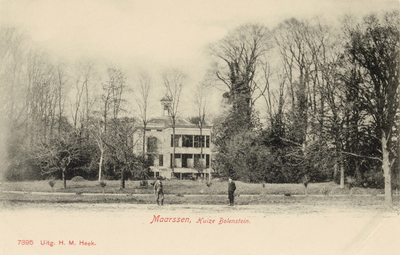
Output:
[
  {"xmin": 1, "ymin": 193, "xmax": 400, "ymax": 214},
  {"xmin": 1, "ymin": 180, "xmax": 399, "ymax": 214},
  {"xmin": 0, "ymin": 179, "xmax": 387, "ymax": 195}
]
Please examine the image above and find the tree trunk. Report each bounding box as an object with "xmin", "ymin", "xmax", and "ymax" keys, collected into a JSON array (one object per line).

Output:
[
  {"xmin": 200, "ymin": 124, "xmax": 203, "ymax": 177},
  {"xmin": 142, "ymin": 124, "xmax": 146, "ymax": 156},
  {"xmin": 340, "ymin": 159, "xmax": 345, "ymax": 189},
  {"xmin": 382, "ymin": 133, "xmax": 392, "ymax": 207},
  {"xmin": 172, "ymin": 118, "xmax": 176, "ymax": 173},
  {"xmin": 334, "ymin": 161, "xmax": 338, "ymax": 180},
  {"xmin": 120, "ymin": 168, "xmax": 125, "ymax": 189},
  {"xmin": 98, "ymin": 148, "xmax": 103, "ymax": 181},
  {"xmin": 62, "ymin": 168, "xmax": 66, "ymax": 189}
]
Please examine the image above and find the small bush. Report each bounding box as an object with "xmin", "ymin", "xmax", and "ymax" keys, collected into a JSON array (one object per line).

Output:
[
  {"xmin": 321, "ymin": 186, "xmax": 330, "ymax": 196},
  {"xmin": 100, "ymin": 181, "xmax": 107, "ymax": 194},
  {"xmin": 5, "ymin": 163, "xmax": 42, "ymax": 181},
  {"xmin": 346, "ymin": 176, "xmax": 356, "ymax": 189},
  {"xmin": 48, "ymin": 180, "xmax": 55, "ymax": 188},
  {"xmin": 302, "ymin": 175, "xmax": 310, "ymax": 188},
  {"xmin": 363, "ymin": 170, "xmax": 384, "ymax": 189},
  {"xmin": 71, "ymin": 176, "xmax": 86, "ymax": 182},
  {"xmin": 48, "ymin": 180, "xmax": 55, "ymax": 193},
  {"xmin": 140, "ymin": 180, "xmax": 148, "ymax": 187}
]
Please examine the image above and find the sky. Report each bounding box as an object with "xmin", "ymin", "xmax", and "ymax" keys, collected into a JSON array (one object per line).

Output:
[{"xmin": 1, "ymin": 0, "xmax": 399, "ymax": 117}]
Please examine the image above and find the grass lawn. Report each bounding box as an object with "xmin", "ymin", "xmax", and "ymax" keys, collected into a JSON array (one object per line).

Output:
[
  {"xmin": 0, "ymin": 179, "xmax": 385, "ymax": 196},
  {"xmin": 1, "ymin": 179, "xmax": 399, "ymax": 212},
  {"xmin": 1, "ymin": 192, "xmax": 399, "ymax": 213}
]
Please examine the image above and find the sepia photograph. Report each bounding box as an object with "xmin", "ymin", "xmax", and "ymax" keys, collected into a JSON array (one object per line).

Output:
[{"xmin": 0, "ymin": 0, "xmax": 399, "ymax": 254}]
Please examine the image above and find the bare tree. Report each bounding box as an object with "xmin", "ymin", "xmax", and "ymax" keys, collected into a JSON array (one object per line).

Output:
[
  {"xmin": 209, "ymin": 23, "xmax": 272, "ymax": 118},
  {"xmin": 100, "ymin": 68, "xmax": 128, "ymax": 187},
  {"xmin": 0, "ymin": 27, "xmax": 27, "ymax": 122},
  {"xmin": 32, "ymin": 133, "xmax": 80, "ymax": 189},
  {"xmin": 162, "ymin": 69, "xmax": 186, "ymax": 173},
  {"xmin": 274, "ymin": 18, "xmax": 313, "ymax": 150},
  {"xmin": 55, "ymin": 62, "xmax": 70, "ymax": 135},
  {"xmin": 89, "ymin": 120, "xmax": 105, "ymax": 181},
  {"xmin": 101, "ymin": 68, "xmax": 127, "ymax": 132},
  {"xmin": 135, "ymin": 71, "xmax": 153, "ymax": 156},
  {"xmin": 26, "ymin": 50, "xmax": 59, "ymax": 143},
  {"xmin": 194, "ymin": 81, "xmax": 211, "ymax": 179}
]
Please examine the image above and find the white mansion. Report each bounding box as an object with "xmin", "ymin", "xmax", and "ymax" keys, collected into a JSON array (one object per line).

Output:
[{"xmin": 133, "ymin": 98, "xmax": 213, "ymax": 179}]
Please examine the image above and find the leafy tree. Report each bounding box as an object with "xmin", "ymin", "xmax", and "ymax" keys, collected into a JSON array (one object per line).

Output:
[{"xmin": 345, "ymin": 11, "xmax": 399, "ymax": 206}]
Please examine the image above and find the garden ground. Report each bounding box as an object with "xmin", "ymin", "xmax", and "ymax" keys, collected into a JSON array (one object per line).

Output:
[
  {"xmin": 1, "ymin": 179, "xmax": 399, "ymax": 212},
  {"xmin": 0, "ymin": 179, "xmax": 389, "ymax": 195}
]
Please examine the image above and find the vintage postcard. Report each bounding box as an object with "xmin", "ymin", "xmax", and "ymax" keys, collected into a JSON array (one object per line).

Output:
[{"xmin": 0, "ymin": 0, "xmax": 399, "ymax": 254}]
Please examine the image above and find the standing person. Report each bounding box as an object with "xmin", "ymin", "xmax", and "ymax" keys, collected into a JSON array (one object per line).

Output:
[
  {"xmin": 154, "ymin": 178, "xmax": 164, "ymax": 206},
  {"xmin": 228, "ymin": 178, "xmax": 236, "ymax": 206}
]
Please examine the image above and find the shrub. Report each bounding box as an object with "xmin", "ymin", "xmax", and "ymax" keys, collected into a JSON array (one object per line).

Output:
[
  {"xmin": 4, "ymin": 162, "xmax": 42, "ymax": 181},
  {"xmin": 301, "ymin": 175, "xmax": 310, "ymax": 188},
  {"xmin": 71, "ymin": 176, "xmax": 86, "ymax": 182},
  {"xmin": 140, "ymin": 180, "xmax": 148, "ymax": 187},
  {"xmin": 100, "ymin": 181, "xmax": 107, "ymax": 194},
  {"xmin": 100, "ymin": 181, "xmax": 107, "ymax": 188},
  {"xmin": 363, "ymin": 169, "xmax": 384, "ymax": 189},
  {"xmin": 48, "ymin": 180, "xmax": 55, "ymax": 193},
  {"xmin": 346, "ymin": 176, "xmax": 356, "ymax": 189},
  {"xmin": 321, "ymin": 186, "xmax": 330, "ymax": 196}
]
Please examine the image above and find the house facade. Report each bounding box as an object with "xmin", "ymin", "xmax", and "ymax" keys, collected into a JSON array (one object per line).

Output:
[{"xmin": 134, "ymin": 98, "xmax": 213, "ymax": 179}]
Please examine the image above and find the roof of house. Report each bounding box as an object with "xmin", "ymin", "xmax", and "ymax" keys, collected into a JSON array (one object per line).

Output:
[{"xmin": 146, "ymin": 116, "xmax": 212, "ymax": 129}]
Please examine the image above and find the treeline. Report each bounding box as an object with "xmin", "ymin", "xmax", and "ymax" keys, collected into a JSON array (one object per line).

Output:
[
  {"xmin": 210, "ymin": 11, "xmax": 399, "ymax": 205},
  {"xmin": 0, "ymin": 29, "xmax": 155, "ymax": 188}
]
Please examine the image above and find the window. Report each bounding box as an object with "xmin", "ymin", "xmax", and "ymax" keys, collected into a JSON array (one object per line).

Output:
[
  {"xmin": 182, "ymin": 154, "xmax": 193, "ymax": 168},
  {"xmin": 194, "ymin": 136, "xmax": 200, "ymax": 148},
  {"xmin": 147, "ymin": 137, "xmax": 158, "ymax": 153},
  {"xmin": 194, "ymin": 154, "xmax": 206, "ymax": 168},
  {"xmin": 182, "ymin": 135, "xmax": 193, "ymax": 147},
  {"xmin": 147, "ymin": 154, "xmax": 154, "ymax": 166},
  {"xmin": 171, "ymin": 135, "xmax": 181, "ymax": 147},
  {"xmin": 170, "ymin": 153, "xmax": 181, "ymax": 167},
  {"xmin": 159, "ymin": 155, "xmax": 163, "ymax": 166},
  {"xmin": 194, "ymin": 135, "xmax": 206, "ymax": 148},
  {"xmin": 206, "ymin": 136, "xmax": 210, "ymax": 148},
  {"xmin": 194, "ymin": 154, "xmax": 200, "ymax": 166},
  {"xmin": 206, "ymin": 154, "xmax": 210, "ymax": 168},
  {"xmin": 199, "ymin": 136, "xmax": 205, "ymax": 148}
]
